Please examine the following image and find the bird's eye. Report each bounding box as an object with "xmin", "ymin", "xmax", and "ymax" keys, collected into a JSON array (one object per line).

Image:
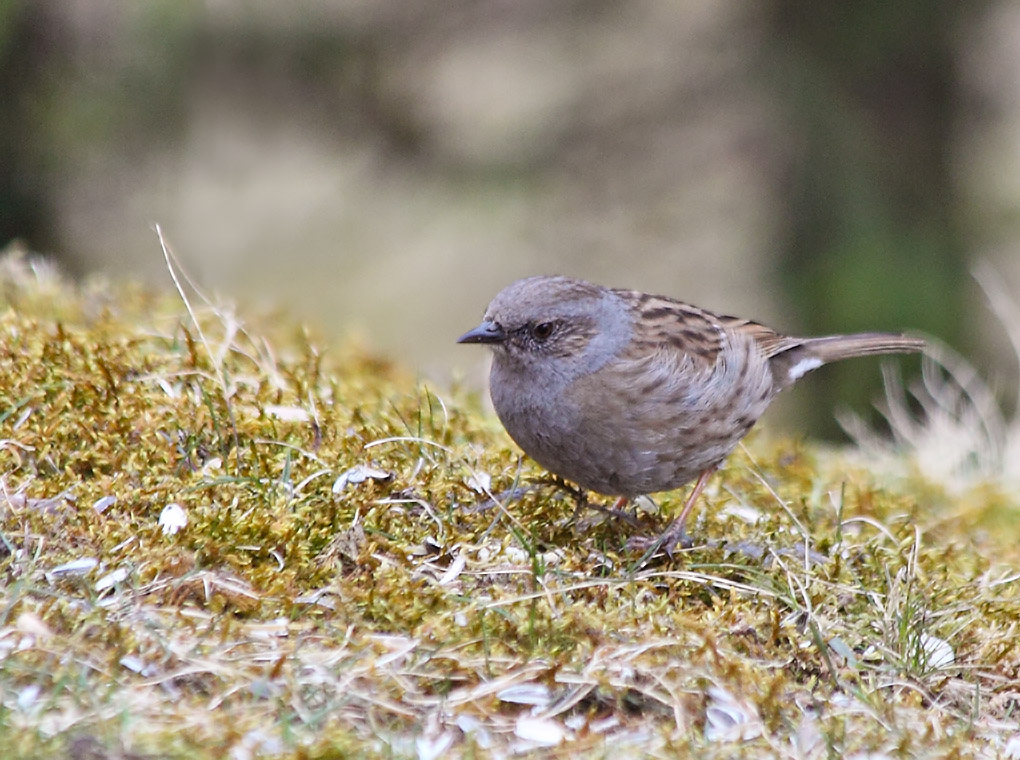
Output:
[{"xmin": 531, "ymin": 321, "xmax": 555, "ymax": 340}]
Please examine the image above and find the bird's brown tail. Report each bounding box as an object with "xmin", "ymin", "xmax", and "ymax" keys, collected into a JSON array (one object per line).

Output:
[
  {"xmin": 802, "ymin": 332, "xmax": 926, "ymax": 362},
  {"xmin": 772, "ymin": 332, "xmax": 925, "ymax": 387}
]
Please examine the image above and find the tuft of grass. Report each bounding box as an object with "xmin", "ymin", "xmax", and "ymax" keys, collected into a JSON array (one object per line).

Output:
[
  {"xmin": 1, "ymin": 249, "xmax": 1019, "ymax": 758},
  {"xmin": 840, "ymin": 263, "xmax": 1020, "ymax": 501}
]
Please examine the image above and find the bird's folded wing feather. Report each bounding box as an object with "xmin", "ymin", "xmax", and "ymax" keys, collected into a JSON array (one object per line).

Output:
[{"xmin": 613, "ymin": 289, "xmax": 794, "ymax": 365}]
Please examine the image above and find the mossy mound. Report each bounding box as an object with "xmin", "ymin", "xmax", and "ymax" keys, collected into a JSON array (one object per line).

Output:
[{"xmin": 1, "ymin": 254, "xmax": 1018, "ymax": 759}]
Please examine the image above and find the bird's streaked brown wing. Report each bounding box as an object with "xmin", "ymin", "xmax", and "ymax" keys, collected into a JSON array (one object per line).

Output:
[{"xmin": 612, "ymin": 289, "xmax": 791, "ymax": 363}]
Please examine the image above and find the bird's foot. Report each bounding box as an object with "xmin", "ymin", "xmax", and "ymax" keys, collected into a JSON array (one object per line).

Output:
[
  {"xmin": 626, "ymin": 521, "xmax": 693, "ymax": 559},
  {"xmin": 468, "ymin": 485, "xmax": 537, "ymax": 512},
  {"xmin": 470, "ymin": 475, "xmax": 589, "ymax": 513},
  {"xmin": 582, "ymin": 497, "xmax": 640, "ymax": 528},
  {"xmin": 538, "ymin": 475, "xmax": 586, "ymax": 501}
]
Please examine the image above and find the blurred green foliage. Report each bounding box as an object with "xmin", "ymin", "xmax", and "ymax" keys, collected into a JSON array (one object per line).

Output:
[{"xmin": 771, "ymin": 0, "xmax": 968, "ymax": 435}]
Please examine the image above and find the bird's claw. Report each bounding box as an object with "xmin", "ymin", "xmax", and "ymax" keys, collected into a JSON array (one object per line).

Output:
[
  {"xmin": 626, "ymin": 525, "xmax": 693, "ymax": 559},
  {"xmin": 661, "ymin": 528, "xmax": 694, "ymax": 556},
  {"xmin": 583, "ymin": 502, "xmax": 640, "ymax": 528}
]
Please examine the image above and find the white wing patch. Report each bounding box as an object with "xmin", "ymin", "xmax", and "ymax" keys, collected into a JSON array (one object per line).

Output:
[{"xmin": 787, "ymin": 356, "xmax": 823, "ymax": 381}]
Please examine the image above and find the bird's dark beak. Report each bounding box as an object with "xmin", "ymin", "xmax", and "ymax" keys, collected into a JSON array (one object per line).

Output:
[{"xmin": 457, "ymin": 320, "xmax": 505, "ymax": 345}]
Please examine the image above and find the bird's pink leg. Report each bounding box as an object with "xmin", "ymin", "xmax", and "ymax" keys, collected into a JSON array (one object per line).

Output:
[
  {"xmin": 628, "ymin": 466, "xmax": 716, "ymax": 556},
  {"xmin": 667, "ymin": 468, "xmax": 713, "ymax": 539}
]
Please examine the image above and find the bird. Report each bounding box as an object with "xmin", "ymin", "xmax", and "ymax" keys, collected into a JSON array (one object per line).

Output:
[{"xmin": 457, "ymin": 275, "xmax": 925, "ymax": 554}]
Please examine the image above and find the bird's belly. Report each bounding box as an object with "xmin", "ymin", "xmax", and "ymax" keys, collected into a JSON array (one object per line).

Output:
[
  {"xmin": 564, "ymin": 423, "xmax": 743, "ymax": 497},
  {"xmin": 488, "ymin": 347, "xmax": 773, "ymax": 498},
  {"xmin": 494, "ymin": 394, "xmax": 746, "ymax": 498}
]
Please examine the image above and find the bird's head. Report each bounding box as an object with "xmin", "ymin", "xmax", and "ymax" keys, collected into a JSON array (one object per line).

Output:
[{"xmin": 458, "ymin": 276, "xmax": 632, "ymax": 380}]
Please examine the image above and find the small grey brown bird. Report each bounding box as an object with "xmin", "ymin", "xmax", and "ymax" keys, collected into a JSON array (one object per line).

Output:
[{"xmin": 458, "ymin": 275, "xmax": 924, "ymax": 553}]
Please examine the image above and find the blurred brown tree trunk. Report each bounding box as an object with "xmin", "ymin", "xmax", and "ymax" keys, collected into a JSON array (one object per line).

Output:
[
  {"xmin": 767, "ymin": 1, "xmax": 972, "ymax": 435},
  {"xmin": 0, "ymin": 2, "xmax": 56, "ymax": 255}
]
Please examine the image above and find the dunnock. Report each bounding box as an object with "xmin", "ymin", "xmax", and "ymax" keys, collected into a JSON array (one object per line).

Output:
[{"xmin": 458, "ymin": 276, "xmax": 924, "ymax": 553}]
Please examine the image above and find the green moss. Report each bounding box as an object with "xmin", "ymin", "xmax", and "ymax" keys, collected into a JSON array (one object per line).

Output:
[{"xmin": 1, "ymin": 253, "xmax": 1018, "ymax": 758}]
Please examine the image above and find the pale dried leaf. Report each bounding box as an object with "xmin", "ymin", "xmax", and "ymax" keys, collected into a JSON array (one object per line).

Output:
[
  {"xmin": 332, "ymin": 464, "xmax": 392, "ymax": 493},
  {"xmin": 466, "ymin": 471, "xmax": 491, "ymax": 493},
  {"xmin": 514, "ymin": 716, "xmax": 564, "ymax": 746},
  {"xmin": 159, "ymin": 503, "xmax": 188, "ymax": 535},
  {"xmin": 415, "ymin": 732, "xmax": 454, "ymax": 760},
  {"xmin": 498, "ymin": 682, "xmax": 552, "ymax": 706},
  {"xmin": 263, "ymin": 404, "xmax": 310, "ymax": 422},
  {"xmin": 15, "ymin": 612, "xmax": 51, "ymax": 638},
  {"xmin": 704, "ymin": 686, "xmax": 763, "ymax": 743},
  {"xmin": 92, "ymin": 495, "xmax": 116, "ymax": 514},
  {"xmin": 919, "ymin": 632, "xmax": 955, "ymax": 669},
  {"xmin": 47, "ymin": 557, "xmax": 98, "ymax": 578},
  {"xmin": 438, "ymin": 553, "xmax": 467, "ymax": 586},
  {"xmin": 95, "ymin": 567, "xmax": 129, "ymax": 592}
]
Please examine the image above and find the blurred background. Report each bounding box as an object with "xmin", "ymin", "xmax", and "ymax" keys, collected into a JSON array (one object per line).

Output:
[{"xmin": 2, "ymin": 0, "xmax": 1019, "ymax": 437}]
